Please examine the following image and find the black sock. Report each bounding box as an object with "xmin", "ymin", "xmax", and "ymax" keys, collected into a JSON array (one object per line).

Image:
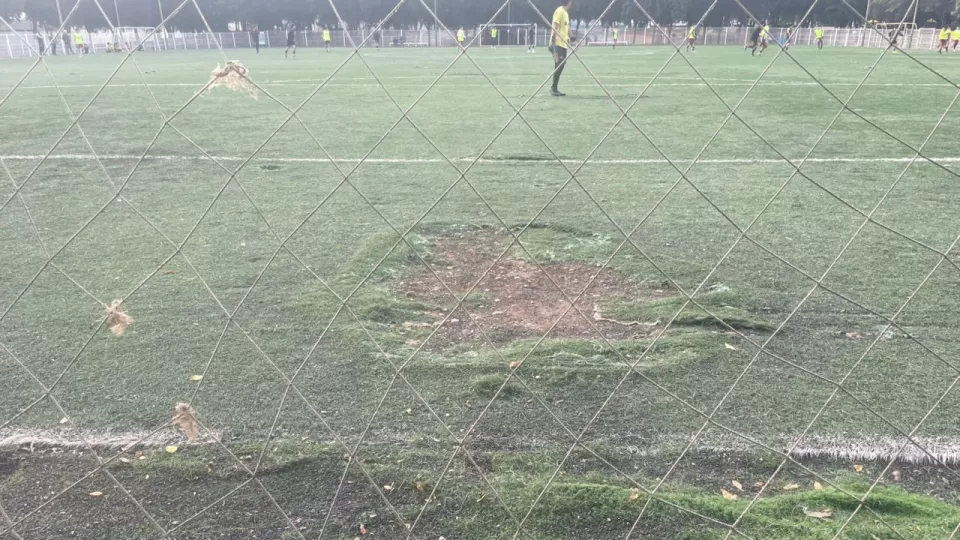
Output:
[{"xmin": 553, "ymin": 59, "xmax": 565, "ymax": 90}]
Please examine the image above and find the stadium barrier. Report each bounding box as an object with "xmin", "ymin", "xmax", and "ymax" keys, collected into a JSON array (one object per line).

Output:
[{"xmin": 0, "ymin": 26, "xmax": 944, "ymax": 59}]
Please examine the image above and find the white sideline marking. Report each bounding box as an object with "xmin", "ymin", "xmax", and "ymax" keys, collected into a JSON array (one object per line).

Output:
[
  {"xmin": 1, "ymin": 154, "xmax": 959, "ymax": 166},
  {"xmin": 4, "ymin": 430, "xmax": 960, "ymax": 464}
]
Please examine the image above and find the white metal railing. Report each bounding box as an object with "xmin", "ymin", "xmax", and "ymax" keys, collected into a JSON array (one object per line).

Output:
[{"xmin": 0, "ymin": 26, "xmax": 943, "ymax": 59}]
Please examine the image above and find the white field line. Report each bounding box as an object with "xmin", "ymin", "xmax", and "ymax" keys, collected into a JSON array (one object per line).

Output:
[
  {"xmin": 3, "ymin": 79, "xmax": 956, "ymax": 90},
  {"xmin": 5, "ymin": 429, "xmax": 960, "ymax": 464},
  {"xmin": 2, "ymin": 154, "xmax": 960, "ymax": 166}
]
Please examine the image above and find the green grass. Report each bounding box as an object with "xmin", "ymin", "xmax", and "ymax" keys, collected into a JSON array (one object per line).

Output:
[{"xmin": 3, "ymin": 44, "xmax": 960, "ymax": 537}]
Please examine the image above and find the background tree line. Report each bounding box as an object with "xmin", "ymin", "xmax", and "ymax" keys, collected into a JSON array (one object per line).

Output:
[{"xmin": 1, "ymin": 0, "xmax": 955, "ymax": 32}]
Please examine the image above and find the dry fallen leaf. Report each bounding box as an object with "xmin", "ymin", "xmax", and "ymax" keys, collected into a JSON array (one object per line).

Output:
[
  {"xmin": 854, "ymin": 464, "xmax": 865, "ymax": 473},
  {"xmin": 731, "ymin": 480, "xmax": 743, "ymax": 491},
  {"xmin": 415, "ymin": 481, "xmax": 426, "ymax": 493},
  {"xmin": 105, "ymin": 300, "xmax": 134, "ymax": 336},
  {"xmin": 754, "ymin": 481, "xmax": 765, "ymax": 489},
  {"xmin": 161, "ymin": 270, "xmax": 177, "ymax": 275},
  {"xmin": 725, "ymin": 343, "xmax": 738, "ymax": 351},
  {"xmin": 165, "ymin": 445, "xmax": 178, "ymax": 454},
  {"xmin": 628, "ymin": 488, "xmax": 640, "ymax": 501},
  {"xmin": 383, "ymin": 484, "xmax": 394, "ymax": 492},
  {"xmin": 509, "ymin": 361, "xmax": 521, "ymax": 369},
  {"xmin": 782, "ymin": 483, "xmax": 800, "ymax": 491},
  {"xmin": 359, "ymin": 524, "xmax": 367, "ymax": 535},
  {"xmin": 89, "ymin": 491, "xmax": 104, "ymax": 497},
  {"xmin": 845, "ymin": 332, "xmax": 863, "ymax": 340},
  {"xmin": 720, "ymin": 488, "xmax": 738, "ymax": 501},
  {"xmin": 813, "ymin": 482, "xmax": 823, "ymax": 491},
  {"xmin": 172, "ymin": 402, "xmax": 199, "ymax": 442},
  {"xmin": 803, "ymin": 507, "xmax": 834, "ymax": 519},
  {"xmin": 892, "ymin": 470, "xmax": 901, "ymax": 481},
  {"xmin": 190, "ymin": 375, "xmax": 203, "ymax": 382},
  {"xmin": 59, "ymin": 417, "xmax": 68, "ymax": 424}
]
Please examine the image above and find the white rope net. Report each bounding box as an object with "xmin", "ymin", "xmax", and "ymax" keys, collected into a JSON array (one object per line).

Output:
[{"xmin": 1, "ymin": 0, "xmax": 959, "ymax": 538}]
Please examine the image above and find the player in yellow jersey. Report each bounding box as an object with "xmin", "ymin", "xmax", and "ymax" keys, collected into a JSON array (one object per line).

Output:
[
  {"xmin": 457, "ymin": 27, "xmax": 465, "ymax": 47},
  {"xmin": 783, "ymin": 25, "xmax": 794, "ymax": 50},
  {"xmin": 938, "ymin": 27, "xmax": 950, "ymax": 53},
  {"xmin": 759, "ymin": 24, "xmax": 770, "ymax": 53},
  {"xmin": 490, "ymin": 27, "xmax": 498, "ymax": 47},
  {"xmin": 323, "ymin": 27, "xmax": 331, "ymax": 51},
  {"xmin": 952, "ymin": 27, "xmax": 960, "ymax": 50},
  {"xmin": 74, "ymin": 29, "xmax": 85, "ymax": 56},
  {"xmin": 549, "ymin": 0, "xmax": 573, "ymax": 96},
  {"xmin": 686, "ymin": 26, "xmax": 697, "ymax": 52},
  {"xmin": 815, "ymin": 26, "xmax": 823, "ymax": 49},
  {"xmin": 612, "ymin": 27, "xmax": 619, "ymax": 49}
]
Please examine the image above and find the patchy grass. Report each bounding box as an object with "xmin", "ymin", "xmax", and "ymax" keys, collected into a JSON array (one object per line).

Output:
[
  {"xmin": 3, "ymin": 443, "xmax": 957, "ymax": 539},
  {"xmin": 603, "ymin": 289, "xmax": 775, "ymax": 331},
  {"xmin": 4, "ymin": 46, "xmax": 960, "ymax": 536}
]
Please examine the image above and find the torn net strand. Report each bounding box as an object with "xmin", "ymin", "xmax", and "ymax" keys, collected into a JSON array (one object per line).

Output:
[
  {"xmin": 623, "ymin": 0, "xmax": 960, "ymax": 532},
  {"xmin": 0, "ymin": 0, "xmax": 194, "ymax": 219},
  {"xmin": 710, "ymin": 0, "xmax": 960, "ymax": 536},
  {"xmin": 507, "ymin": 0, "xmax": 900, "ymax": 536},
  {"xmin": 0, "ymin": 343, "xmax": 169, "ymax": 536},
  {"xmin": 509, "ymin": 0, "xmax": 940, "ymax": 537},
  {"xmin": 191, "ymin": 0, "xmax": 956, "ymax": 536},
  {"xmin": 0, "ymin": 4, "xmax": 426, "ymax": 535}
]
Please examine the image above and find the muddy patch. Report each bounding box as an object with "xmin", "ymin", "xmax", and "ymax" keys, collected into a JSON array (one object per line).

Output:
[{"xmin": 398, "ymin": 229, "xmax": 670, "ymax": 347}]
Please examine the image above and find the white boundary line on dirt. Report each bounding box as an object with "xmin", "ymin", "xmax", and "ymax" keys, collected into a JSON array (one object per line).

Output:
[
  {"xmin": 2, "ymin": 154, "xmax": 960, "ymax": 166},
  {"xmin": 4, "ymin": 430, "xmax": 960, "ymax": 464}
]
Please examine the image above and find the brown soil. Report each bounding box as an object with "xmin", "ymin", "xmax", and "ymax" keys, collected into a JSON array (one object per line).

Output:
[{"xmin": 398, "ymin": 229, "xmax": 669, "ymax": 347}]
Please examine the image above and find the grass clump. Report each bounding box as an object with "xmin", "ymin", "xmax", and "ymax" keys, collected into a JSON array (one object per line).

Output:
[{"xmin": 604, "ymin": 290, "xmax": 774, "ymax": 331}]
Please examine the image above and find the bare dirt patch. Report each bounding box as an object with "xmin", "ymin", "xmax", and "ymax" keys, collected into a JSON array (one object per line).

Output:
[{"xmin": 398, "ymin": 229, "xmax": 670, "ymax": 347}]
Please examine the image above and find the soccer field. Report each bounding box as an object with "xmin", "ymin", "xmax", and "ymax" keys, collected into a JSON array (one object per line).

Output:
[{"xmin": 3, "ymin": 44, "xmax": 960, "ymax": 538}]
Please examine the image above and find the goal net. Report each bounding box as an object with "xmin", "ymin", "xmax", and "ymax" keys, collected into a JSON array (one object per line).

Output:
[
  {"xmin": 478, "ymin": 23, "xmax": 538, "ymax": 47},
  {"xmin": 868, "ymin": 22, "xmax": 919, "ymax": 48},
  {"xmin": 113, "ymin": 26, "xmax": 164, "ymax": 52}
]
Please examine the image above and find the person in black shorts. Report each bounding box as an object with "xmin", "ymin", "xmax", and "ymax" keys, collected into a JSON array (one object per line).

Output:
[
  {"xmin": 250, "ymin": 25, "xmax": 260, "ymax": 54},
  {"xmin": 284, "ymin": 24, "xmax": 296, "ymax": 59},
  {"xmin": 747, "ymin": 26, "xmax": 762, "ymax": 56}
]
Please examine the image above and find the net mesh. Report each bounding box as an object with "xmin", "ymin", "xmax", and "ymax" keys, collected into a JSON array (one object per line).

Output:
[{"xmin": 2, "ymin": 0, "xmax": 960, "ymax": 537}]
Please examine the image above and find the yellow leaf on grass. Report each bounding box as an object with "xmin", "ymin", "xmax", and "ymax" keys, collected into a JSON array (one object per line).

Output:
[
  {"xmin": 415, "ymin": 481, "xmax": 426, "ymax": 493},
  {"xmin": 190, "ymin": 375, "xmax": 203, "ymax": 382},
  {"xmin": 813, "ymin": 482, "xmax": 823, "ymax": 490},
  {"xmin": 725, "ymin": 343, "xmax": 738, "ymax": 351},
  {"xmin": 803, "ymin": 507, "xmax": 833, "ymax": 519},
  {"xmin": 509, "ymin": 361, "xmax": 521, "ymax": 369},
  {"xmin": 720, "ymin": 488, "xmax": 738, "ymax": 501},
  {"xmin": 89, "ymin": 491, "xmax": 104, "ymax": 497},
  {"xmin": 731, "ymin": 480, "xmax": 743, "ymax": 491},
  {"xmin": 628, "ymin": 488, "xmax": 640, "ymax": 501},
  {"xmin": 782, "ymin": 483, "xmax": 800, "ymax": 491},
  {"xmin": 854, "ymin": 464, "xmax": 865, "ymax": 473},
  {"xmin": 165, "ymin": 445, "xmax": 178, "ymax": 454}
]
